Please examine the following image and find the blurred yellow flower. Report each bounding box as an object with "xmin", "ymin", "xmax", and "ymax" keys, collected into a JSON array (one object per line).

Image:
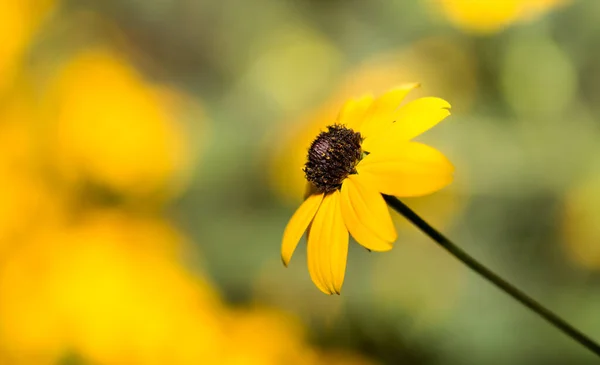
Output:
[
  {"xmin": 0, "ymin": 87, "xmax": 63, "ymax": 256},
  {"xmin": 223, "ymin": 308, "xmax": 316, "ymax": 365},
  {"xmin": 0, "ymin": 211, "xmax": 226, "ymax": 365},
  {"xmin": 0, "ymin": 208, "xmax": 376, "ymax": 364},
  {"xmin": 0, "ymin": 0, "xmax": 56, "ymax": 94},
  {"xmin": 221, "ymin": 306, "xmax": 377, "ymax": 365},
  {"xmin": 282, "ymin": 85, "xmax": 454, "ymax": 294},
  {"xmin": 432, "ymin": 0, "xmax": 570, "ymax": 34},
  {"xmin": 43, "ymin": 48, "xmax": 194, "ymax": 202},
  {"xmin": 0, "ymin": 89, "xmax": 38, "ymax": 172}
]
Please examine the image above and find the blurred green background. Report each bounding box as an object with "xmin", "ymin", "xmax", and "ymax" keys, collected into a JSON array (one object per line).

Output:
[{"xmin": 1, "ymin": 0, "xmax": 600, "ymax": 364}]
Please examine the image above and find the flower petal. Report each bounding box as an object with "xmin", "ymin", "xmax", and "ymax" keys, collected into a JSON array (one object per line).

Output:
[
  {"xmin": 363, "ymin": 97, "xmax": 451, "ymax": 152},
  {"xmin": 357, "ymin": 142, "xmax": 454, "ymax": 197},
  {"xmin": 359, "ymin": 83, "xmax": 420, "ymax": 140},
  {"xmin": 337, "ymin": 94, "xmax": 374, "ymax": 131},
  {"xmin": 281, "ymin": 193, "xmax": 324, "ymax": 266},
  {"xmin": 340, "ymin": 175, "xmax": 396, "ymax": 251},
  {"xmin": 307, "ymin": 191, "xmax": 349, "ymax": 295}
]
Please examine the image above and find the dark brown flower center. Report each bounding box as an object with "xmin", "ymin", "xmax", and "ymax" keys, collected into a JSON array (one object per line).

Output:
[{"xmin": 303, "ymin": 125, "xmax": 362, "ymax": 194}]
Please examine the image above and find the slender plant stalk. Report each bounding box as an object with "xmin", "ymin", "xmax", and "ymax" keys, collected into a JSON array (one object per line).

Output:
[{"xmin": 383, "ymin": 195, "xmax": 600, "ymax": 357}]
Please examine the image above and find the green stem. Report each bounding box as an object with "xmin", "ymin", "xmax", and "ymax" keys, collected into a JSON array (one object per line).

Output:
[{"xmin": 383, "ymin": 195, "xmax": 600, "ymax": 357}]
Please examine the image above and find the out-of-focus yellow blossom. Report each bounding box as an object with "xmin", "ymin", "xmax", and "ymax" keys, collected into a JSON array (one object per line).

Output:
[
  {"xmin": 223, "ymin": 308, "xmax": 316, "ymax": 365},
  {"xmin": 0, "ymin": 214, "xmax": 375, "ymax": 364},
  {"xmin": 0, "ymin": 88, "xmax": 63, "ymax": 256},
  {"xmin": 0, "ymin": 211, "xmax": 227, "ymax": 365},
  {"xmin": 432, "ymin": 0, "xmax": 570, "ymax": 34},
  {"xmin": 221, "ymin": 306, "xmax": 377, "ymax": 365},
  {"xmin": 269, "ymin": 37, "xmax": 475, "ymax": 205},
  {"xmin": 562, "ymin": 174, "xmax": 600, "ymax": 270},
  {"xmin": 0, "ymin": 0, "xmax": 56, "ymax": 95},
  {"xmin": 0, "ymin": 89, "xmax": 38, "ymax": 172},
  {"xmin": 0, "ymin": 171, "xmax": 59, "ymax": 256},
  {"xmin": 43, "ymin": 48, "xmax": 193, "ymax": 202}
]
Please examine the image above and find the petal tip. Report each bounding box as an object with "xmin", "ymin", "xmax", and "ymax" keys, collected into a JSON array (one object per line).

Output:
[
  {"xmin": 379, "ymin": 243, "xmax": 395, "ymax": 252},
  {"xmin": 320, "ymin": 288, "xmax": 335, "ymax": 295},
  {"xmin": 386, "ymin": 83, "xmax": 421, "ymax": 96},
  {"xmin": 421, "ymin": 97, "xmax": 452, "ymax": 110},
  {"xmin": 365, "ymin": 242, "xmax": 394, "ymax": 252},
  {"xmin": 333, "ymin": 281, "xmax": 343, "ymax": 295}
]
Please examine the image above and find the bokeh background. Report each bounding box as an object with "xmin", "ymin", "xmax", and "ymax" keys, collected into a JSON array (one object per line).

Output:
[{"xmin": 1, "ymin": 0, "xmax": 600, "ymax": 364}]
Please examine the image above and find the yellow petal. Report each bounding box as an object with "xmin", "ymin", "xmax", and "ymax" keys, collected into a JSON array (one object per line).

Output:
[
  {"xmin": 337, "ymin": 94, "xmax": 375, "ymax": 131},
  {"xmin": 340, "ymin": 175, "xmax": 396, "ymax": 251},
  {"xmin": 359, "ymin": 83, "xmax": 420, "ymax": 140},
  {"xmin": 306, "ymin": 224, "xmax": 330, "ymax": 295},
  {"xmin": 363, "ymin": 97, "xmax": 451, "ymax": 152},
  {"xmin": 281, "ymin": 193, "xmax": 324, "ymax": 266},
  {"xmin": 357, "ymin": 142, "xmax": 454, "ymax": 197},
  {"xmin": 307, "ymin": 191, "xmax": 349, "ymax": 295}
]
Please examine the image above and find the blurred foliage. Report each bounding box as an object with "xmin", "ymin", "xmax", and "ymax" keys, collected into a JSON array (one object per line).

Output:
[{"xmin": 1, "ymin": 0, "xmax": 600, "ymax": 364}]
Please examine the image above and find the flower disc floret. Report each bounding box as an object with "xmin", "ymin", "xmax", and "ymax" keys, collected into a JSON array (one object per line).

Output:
[{"xmin": 303, "ymin": 125, "xmax": 362, "ymax": 194}]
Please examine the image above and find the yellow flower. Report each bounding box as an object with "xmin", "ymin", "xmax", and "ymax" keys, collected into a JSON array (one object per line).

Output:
[
  {"xmin": 223, "ymin": 308, "xmax": 315, "ymax": 365},
  {"xmin": 0, "ymin": 211, "xmax": 226, "ymax": 365},
  {"xmin": 0, "ymin": 0, "xmax": 56, "ymax": 95},
  {"xmin": 433, "ymin": 0, "xmax": 570, "ymax": 34},
  {"xmin": 281, "ymin": 84, "xmax": 454, "ymax": 294},
  {"xmin": 43, "ymin": 47, "xmax": 193, "ymax": 202},
  {"xmin": 0, "ymin": 86, "xmax": 64, "ymax": 257},
  {"xmin": 269, "ymin": 37, "xmax": 476, "ymax": 205}
]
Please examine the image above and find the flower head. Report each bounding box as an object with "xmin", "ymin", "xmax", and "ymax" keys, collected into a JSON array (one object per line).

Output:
[
  {"xmin": 44, "ymin": 47, "xmax": 193, "ymax": 202},
  {"xmin": 433, "ymin": 0, "xmax": 570, "ymax": 34},
  {"xmin": 304, "ymin": 125, "xmax": 363, "ymax": 194},
  {"xmin": 281, "ymin": 84, "xmax": 454, "ymax": 294}
]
